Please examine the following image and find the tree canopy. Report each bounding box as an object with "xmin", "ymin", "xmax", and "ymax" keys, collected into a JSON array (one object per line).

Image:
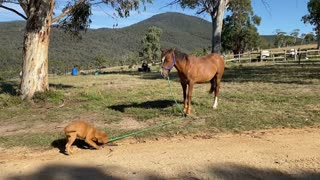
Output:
[
  {"xmin": 170, "ymin": 0, "xmax": 230, "ymax": 53},
  {"xmin": 141, "ymin": 26, "xmax": 162, "ymax": 63},
  {"xmin": 221, "ymin": 0, "xmax": 261, "ymax": 54},
  {"xmin": 302, "ymin": 0, "xmax": 320, "ymax": 48}
]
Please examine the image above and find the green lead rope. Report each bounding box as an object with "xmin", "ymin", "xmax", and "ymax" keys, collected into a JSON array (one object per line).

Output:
[{"xmin": 107, "ymin": 76, "xmax": 186, "ymax": 143}]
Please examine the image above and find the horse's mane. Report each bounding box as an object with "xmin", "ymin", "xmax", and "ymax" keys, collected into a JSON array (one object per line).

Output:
[{"xmin": 173, "ymin": 49, "xmax": 188, "ymax": 61}]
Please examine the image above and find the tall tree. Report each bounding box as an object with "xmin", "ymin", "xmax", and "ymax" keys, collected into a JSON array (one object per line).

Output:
[
  {"xmin": 274, "ymin": 30, "xmax": 287, "ymax": 48},
  {"xmin": 170, "ymin": 0, "xmax": 269, "ymax": 53},
  {"xmin": 305, "ymin": 32, "xmax": 316, "ymax": 44},
  {"xmin": 0, "ymin": 0, "xmax": 151, "ymax": 100},
  {"xmin": 221, "ymin": 0, "xmax": 261, "ymax": 54},
  {"xmin": 290, "ymin": 29, "xmax": 300, "ymax": 45},
  {"xmin": 141, "ymin": 26, "xmax": 162, "ymax": 64},
  {"xmin": 170, "ymin": 0, "xmax": 230, "ymax": 54},
  {"xmin": 302, "ymin": 0, "xmax": 320, "ymax": 49}
]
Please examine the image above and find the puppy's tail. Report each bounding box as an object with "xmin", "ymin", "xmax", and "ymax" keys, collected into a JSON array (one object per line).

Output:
[{"xmin": 64, "ymin": 129, "xmax": 77, "ymax": 134}]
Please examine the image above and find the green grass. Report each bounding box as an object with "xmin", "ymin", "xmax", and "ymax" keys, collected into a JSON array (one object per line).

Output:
[{"xmin": 0, "ymin": 62, "xmax": 319, "ymax": 148}]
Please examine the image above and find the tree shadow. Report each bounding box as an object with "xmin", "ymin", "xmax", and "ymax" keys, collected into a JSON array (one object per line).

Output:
[
  {"xmin": 7, "ymin": 164, "xmax": 121, "ymax": 180},
  {"xmin": 100, "ymin": 70, "xmax": 166, "ymax": 80},
  {"xmin": 49, "ymin": 83, "xmax": 75, "ymax": 89},
  {"xmin": 208, "ymin": 163, "xmax": 320, "ymax": 180},
  {"xmin": 6, "ymin": 162, "xmax": 320, "ymax": 180},
  {"xmin": 100, "ymin": 70, "xmax": 142, "ymax": 76},
  {"xmin": 223, "ymin": 63, "xmax": 320, "ymax": 84},
  {"xmin": 108, "ymin": 100, "xmax": 177, "ymax": 112},
  {"xmin": 0, "ymin": 81, "xmax": 75, "ymax": 95},
  {"xmin": 0, "ymin": 81, "xmax": 19, "ymax": 95}
]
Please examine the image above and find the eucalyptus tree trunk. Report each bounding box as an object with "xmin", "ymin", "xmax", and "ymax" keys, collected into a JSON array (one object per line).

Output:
[
  {"xmin": 211, "ymin": 0, "xmax": 228, "ymax": 54},
  {"xmin": 20, "ymin": 0, "xmax": 54, "ymax": 100}
]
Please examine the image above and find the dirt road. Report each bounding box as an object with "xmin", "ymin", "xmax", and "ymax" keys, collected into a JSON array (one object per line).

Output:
[{"xmin": 1, "ymin": 127, "xmax": 320, "ymax": 180}]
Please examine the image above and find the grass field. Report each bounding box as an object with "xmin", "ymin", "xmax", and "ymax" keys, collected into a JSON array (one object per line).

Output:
[{"xmin": 0, "ymin": 61, "xmax": 319, "ymax": 148}]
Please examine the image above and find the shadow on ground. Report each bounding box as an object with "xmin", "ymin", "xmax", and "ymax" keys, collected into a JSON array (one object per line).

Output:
[
  {"xmin": 7, "ymin": 162, "xmax": 320, "ymax": 180},
  {"xmin": 51, "ymin": 139, "xmax": 98, "ymax": 155},
  {"xmin": 208, "ymin": 163, "xmax": 320, "ymax": 180},
  {"xmin": 223, "ymin": 64, "xmax": 320, "ymax": 84},
  {"xmin": 136, "ymin": 63, "xmax": 320, "ymax": 85},
  {"xmin": 0, "ymin": 81, "xmax": 19, "ymax": 95},
  {"xmin": 108, "ymin": 100, "xmax": 177, "ymax": 112},
  {"xmin": 49, "ymin": 83, "xmax": 75, "ymax": 89},
  {"xmin": 0, "ymin": 81, "xmax": 75, "ymax": 95}
]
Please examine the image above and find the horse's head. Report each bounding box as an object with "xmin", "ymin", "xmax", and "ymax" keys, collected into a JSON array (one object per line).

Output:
[{"xmin": 160, "ymin": 48, "xmax": 176, "ymax": 78}]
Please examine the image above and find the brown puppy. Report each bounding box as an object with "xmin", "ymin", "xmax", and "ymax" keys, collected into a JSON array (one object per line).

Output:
[{"xmin": 64, "ymin": 120, "xmax": 108, "ymax": 155}]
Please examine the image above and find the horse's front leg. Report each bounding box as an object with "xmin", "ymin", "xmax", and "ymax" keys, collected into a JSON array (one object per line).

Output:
[
  {"xmin": 186, "ymin": 82, "xmax": 194, "ymax": 115},
  {"xmin": 181, "ymin": 82, "xmax": 188, "ymax": 113}
]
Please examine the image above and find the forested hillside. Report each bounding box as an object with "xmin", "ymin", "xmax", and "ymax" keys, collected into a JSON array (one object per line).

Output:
[
  {"xmin": 0, "ymin": 12, "xmax": 213, "ymax": 77},
  {"xmin": 0, "ymin": 12, "xmax": 281, "ymax": 79}
]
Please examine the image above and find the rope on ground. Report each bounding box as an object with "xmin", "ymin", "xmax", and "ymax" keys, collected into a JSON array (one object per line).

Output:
[{"xmin": 107, "ymin": 76, "xmax": 186, "ymax": 143}]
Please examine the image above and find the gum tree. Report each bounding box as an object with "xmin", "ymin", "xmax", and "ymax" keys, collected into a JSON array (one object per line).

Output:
[
  {"xmin": 0, "ymin": 0, "xmax": 151, "ymax": 100},
  {"xmin": 170, "ymin": 0, "xmax": 268, "ymax": 54},
  {"xmin": 302, "ymin": 0, "xmax": 320, "ymax": 49},
  {"xmin": 169, "ymin": 0, "xmax": 230, "ymax": 54},
  {"xmin": 221, "ymin": 0, "xmax": 261, "ymax": 54},
  {"xmin": 141, "ymin": 26, "xmax": 162, "ymax": 64}
]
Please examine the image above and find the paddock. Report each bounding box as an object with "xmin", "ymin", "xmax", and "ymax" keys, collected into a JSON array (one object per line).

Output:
[{"xmin": 0, "ymin": 61, "xmax": 319, "ymax": 179}]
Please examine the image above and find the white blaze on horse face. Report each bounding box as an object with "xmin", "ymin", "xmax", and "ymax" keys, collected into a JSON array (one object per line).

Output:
[
  {"xmin": 161, "ymin": 56, "xmax": 166, "ymax": 63},
  {"xmin": 213, "ymin": 96, "xmax": 218, "ymax": 109},
  {"xmin": 161, "ymin": 56, "xmax": 166, "ymax": 77}
]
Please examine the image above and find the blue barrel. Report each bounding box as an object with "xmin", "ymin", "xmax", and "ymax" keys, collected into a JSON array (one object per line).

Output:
[{"xmin": 71, "ymin": 68, "xmax": 78, "ymax": 76}]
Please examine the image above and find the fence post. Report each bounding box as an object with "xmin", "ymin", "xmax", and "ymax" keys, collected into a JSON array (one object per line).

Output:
[
  {"xmin": 298, "ymin": 48, "xmax": 301, "ymax": 64},
  {"xmin": 284, "ymin": 50, "xmax": 286, "ymax": 61}
]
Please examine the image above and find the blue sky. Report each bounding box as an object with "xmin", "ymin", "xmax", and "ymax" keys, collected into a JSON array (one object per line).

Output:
[{"xmin": 0, "ymin": 0, "xmax": 314, "ymax": 36}]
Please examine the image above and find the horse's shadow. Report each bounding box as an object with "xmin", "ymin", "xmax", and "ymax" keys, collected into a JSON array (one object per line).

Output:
[{"xmin": 108, "ymin": 100, "xmax": 177, "ymax": 112}]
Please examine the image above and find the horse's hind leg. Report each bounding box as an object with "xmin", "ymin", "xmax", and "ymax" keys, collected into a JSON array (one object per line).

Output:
[
  {"xmin": 209, "ymin": 76, "xmax": 216, "ymax": 94},
  {"xmin": 210, "ymin": 75, "xmax": 220, "ymax": 109},
  {"xmin": 214, "ymin": 75, "xmax": 222, "ymax": 109}
]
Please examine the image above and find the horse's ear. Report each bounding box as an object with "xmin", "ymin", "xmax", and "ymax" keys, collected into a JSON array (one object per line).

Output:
[
  {"xmin": 172, "ymin": 48, "xmax": 176, "ymax": 52},
  {"xmin": 160, "ymin": 48, "xmax": 165, "ymax": 53}
]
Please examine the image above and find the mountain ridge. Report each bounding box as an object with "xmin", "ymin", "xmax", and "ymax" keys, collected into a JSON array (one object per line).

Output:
[{"xmin": 0, "ymin": 12, "xmax": 273, "ymax": 78}]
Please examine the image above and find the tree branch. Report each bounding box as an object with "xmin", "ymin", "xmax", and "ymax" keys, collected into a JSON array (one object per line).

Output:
[
  {"xmin": 52, "ymin": 0, "xmax": 85, "ymax": 23},
  {"xmin": 0, "ymin": 4, "xmax": 27, "ymax": 20},
  {"xmin": 160, "ymin": 0, "xmax": 179, "ymax": 10}
]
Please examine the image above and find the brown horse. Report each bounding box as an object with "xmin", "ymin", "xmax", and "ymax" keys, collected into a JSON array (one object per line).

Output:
[{"xmin": 161, "ymin": 48, "xmax": 225, "ymax": 115}]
